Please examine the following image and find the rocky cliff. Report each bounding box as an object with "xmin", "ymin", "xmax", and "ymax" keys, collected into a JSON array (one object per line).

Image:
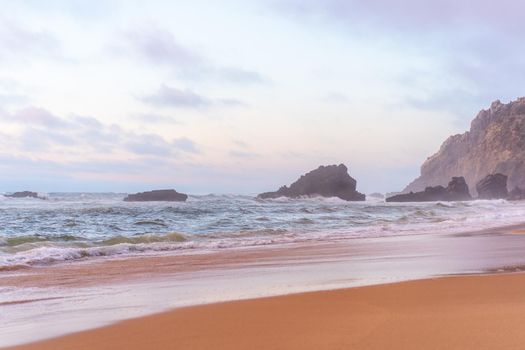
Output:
[{"xmin": 404, "ymin": 98, "xmax": 525, "ymax": 195}]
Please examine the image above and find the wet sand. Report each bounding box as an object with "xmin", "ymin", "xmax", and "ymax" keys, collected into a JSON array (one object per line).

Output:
[
  {"xmin": 4, "ymin": 224, "xmax": 525, "ymax": 347},
  {"xmin": 9, "ymin": 272, "xmax": 525, "ymax": 350}
]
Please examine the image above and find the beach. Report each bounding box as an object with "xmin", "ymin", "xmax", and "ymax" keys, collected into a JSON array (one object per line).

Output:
[
  {"xmin": 2, "ymin": 1, "xmax": 525, "ymax": 348},
  {"xmin": 4, "ymin": 196, "xmax": 525, "ymax": 348},
  {"xmin": 3, "ymin": 221, "xmax": 525, "ymax": 348},
  {"xmin": 8, "ymin": 272, "xmax": 525, "ymax": 350}
]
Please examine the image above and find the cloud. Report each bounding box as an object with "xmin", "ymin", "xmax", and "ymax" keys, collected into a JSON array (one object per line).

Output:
[
  {"xmin": 132, "ymin": 113, "xmax": 181, "ymax": 124},
  {"xmin": 274, "ymin": 0, "xmax": 525, "ymax": 121},
  {"xmin": 19, "ymin": 126, "xmax": 77, "ymax": 151},
  {"xmin": 274, "ymin": 1, "xmax": 525, "ymax": 33},
  {"xmin": 229, "ymin": 150, "xmax": 260, "ymax": 159},
  {"xmin": 119, "ymin": 26, "xmax": 266, "ymax": 85},
  {"xmin": 0, "ymin": 17, "xmax": 60, "ymax": 61},
  {"xmin": 9, "ymin": 107, "xmax": 69, "ymax": 128},
  {"xmin": 141, "ymin": 85, "xmax": 211, "ymax": 108},
  {"xmin": 124, "ymin": 135, "xmax": 198, "ymax": 157},
  {"xmin": 125, "ymin": 27, "xmax": 200, "ymax": 66},
  {"xmin": 215, "ymin": 67, "xmax": 265, "ymax": 85},
  {"xmin": 172, "ymin": 137, "xmax": 199, "ymax": 154},
  {"xmin": 140, "ymin": 84, "xmax": 246, "ymax": 109},
  {"xmin": 0, "ymin": 106, "xmax": 200, "ymax": 157},
  {"xmin": 125, "ymin": 134, "xmax": 175, "ymax": 156}
]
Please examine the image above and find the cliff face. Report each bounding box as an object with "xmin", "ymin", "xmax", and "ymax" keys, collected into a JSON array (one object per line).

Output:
[{"xmin": 405, "ymin": 98, "xmax": 525, "ymax": 195}]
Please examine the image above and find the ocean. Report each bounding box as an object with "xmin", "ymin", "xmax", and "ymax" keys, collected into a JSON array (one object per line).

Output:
[
  {"xmin": 4, "ymin": 193, "xmax": 525, "ymax": 346},
  {"xmin": 2, "ymin": 192, "xmax": 525, "ymax": 269}
]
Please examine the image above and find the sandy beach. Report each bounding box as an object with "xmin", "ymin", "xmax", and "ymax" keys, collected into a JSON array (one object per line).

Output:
[
  {"xmin": 7, "ymin": 272, "xmax": 525, "ymax": 350},
  {"xmin": 2, "ymin": 1, "xmax": 525, "ymax": 349},
  {"xmin": 4, "ymin": 224, "xmax": 525, "ymax": 348}
]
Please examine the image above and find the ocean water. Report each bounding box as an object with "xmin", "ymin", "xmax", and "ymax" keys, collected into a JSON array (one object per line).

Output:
[{"xmin": 2, "ymin": 193, "xmax": 525, "ymax": 269}]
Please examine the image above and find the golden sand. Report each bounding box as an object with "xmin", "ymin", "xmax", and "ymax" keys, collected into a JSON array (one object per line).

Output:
[{"xmin": 9, "ymin": 272, "xmax": 525, "ymax": 350}]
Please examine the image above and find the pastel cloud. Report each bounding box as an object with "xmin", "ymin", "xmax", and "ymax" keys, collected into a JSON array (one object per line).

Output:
[
  {"xmin": 276, "ymin": 0, "xmax": 525, "ymax": 119},
  {"xmin": 122, "ymin": 25, "xmax": 265, "ymax": 85},
  {"xmin": 276, "ymin": 0, "xmax": 525, "ymax": 31},
  {"xmin": 140, "ymin": 85, "xmax": 245, "ymax": 109},
  {"xmin": 0, "ymin": 106, "xmax": 199, "ymax": 157},
  {"xmin": 126, "ymin": 26, "xmax": 200, "ymax": 66},
  {"xmin": 11, "ymin": 107, "xmax": 69, "ymax": 128},
  {"xmin": 0, "ymin": 17, "xmax": 60, "ymax": 60},
  {"xmin": 141, "ymin": 85, "xmax": 211, "ymax": 108}
]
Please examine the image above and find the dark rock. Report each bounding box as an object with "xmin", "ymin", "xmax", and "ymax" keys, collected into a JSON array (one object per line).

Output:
[
  {"xmin": 124, "ymin": 189, "xmax": 188, "ymax": 202},
  {"xmin": 258, "ymin": 164, "xmax": 366, "ymax": 201},
  {"xmin": 507, "ymin": 186, "xmax": 525, "ymax": 201},
  {"xmin": 476, "ymin": 173, "xmax": 508, "ymax": 199},
  {"xmin": 404, "ymin": 97, "xmax": 525, "ymax": 196},
  {"xmin": 5, "ymin": 191, "xmax": 44, "ymax": 199},
  {"xmin": 386, "ymin": 177, "xmax": 472, "ymax": 202}
]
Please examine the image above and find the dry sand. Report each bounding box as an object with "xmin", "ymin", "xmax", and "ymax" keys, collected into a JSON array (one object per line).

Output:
[{"xmin": 9, "ymin": 272, "xmax": 525, "ymax": 350}]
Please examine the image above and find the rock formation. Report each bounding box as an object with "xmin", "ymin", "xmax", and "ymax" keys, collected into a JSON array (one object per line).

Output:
[
  {"xmin": 404, "ymin": 98, "xmax": 525, "ymax": 195},
  {"xmin": 476, "ymin": 173, "xmax": 508, "ymax": 199},
  {"xmin": 5, "ymin": 191, "xmax": 43, "ymax": 199},
  {"xmin": 124, "ymin": 189, "xmax": 188, "ymax": 202},
  {"xmin": 258, "ymin": 164, "xmax": 366, "ymax": 201},
  {"xmin": 386, "ymin": 177, "xmax": 471, "ymax": 202},
  {"xmin": 508, "ymin": 186, "xmax": 525, "ymax": 201}
]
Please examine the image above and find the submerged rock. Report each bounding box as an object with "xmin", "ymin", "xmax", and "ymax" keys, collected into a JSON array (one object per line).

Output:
[
  {"xmin": 258, "ymin": 164, "xmax": 366, "ymax": 201},
  {"xmin": 386, "ymin": 177, "xmax": 472, "ymax": 202},
  {"xmin": 476, "ymin": 173, "xmax": 508, "ymax": 199},
  {"xmin": 124, "ymin": 189, "xmax": 188, "ymax": 202},
  {"xmin": 5, "ymin": 191, "xmax": 44, "ymax": 199}
]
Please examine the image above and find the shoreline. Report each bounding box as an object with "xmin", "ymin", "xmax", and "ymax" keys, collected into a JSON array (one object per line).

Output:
[
  {"xmin": 8, "ymin": 272, "xmax": 525, "ymax": 350},
  {"xmin": 4, "ymin": 222, "xmax": 525, "ymax": 347}
]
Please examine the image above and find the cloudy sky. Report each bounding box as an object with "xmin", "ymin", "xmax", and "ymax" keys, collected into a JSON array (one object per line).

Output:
[{"xmin": 0, "ymin": 0, "xmax": 523, "ymax": 194}]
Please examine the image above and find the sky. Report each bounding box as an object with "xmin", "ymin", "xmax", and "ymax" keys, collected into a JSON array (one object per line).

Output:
[{"xmin": 0, "ymin": 0, "xmax": 523, "ymax": 194}]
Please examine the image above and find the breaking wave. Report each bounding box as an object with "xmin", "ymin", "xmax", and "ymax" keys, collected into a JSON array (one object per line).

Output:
[{"xmin": 2, "ymin": 193, "xmax": 525, "ymax": 268}]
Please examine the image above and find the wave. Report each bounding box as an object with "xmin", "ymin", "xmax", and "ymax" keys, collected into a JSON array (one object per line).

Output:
[
  {"xmin": 101, "ymin": 232, "xmax": 187, "ymax": 245},
  {"xmin": 3, "ymin": 195, "xmax": 525, "ymax": 269},
  {"xmin": 134, "ymin": 220, "xmax": 168, "ymax": 227},
  {"xmin": 0, "ymin": 233, "xmax": 297, "ymax": 268},
  {"xmin": 0, "ymin": 234, "xmax": 81, "ymax": 247}
]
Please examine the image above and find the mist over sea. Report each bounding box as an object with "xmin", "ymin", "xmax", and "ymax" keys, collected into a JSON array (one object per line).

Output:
[{"xmin": 1, "ymin": 193, "xmax": 524, "ymax": 269}]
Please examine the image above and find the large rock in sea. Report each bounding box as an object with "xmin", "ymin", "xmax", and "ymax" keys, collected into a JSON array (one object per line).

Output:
[
  {"xmin": 404, "ymin": 98, "xmax": 525, "ymax": 195},
  {"xmin": 5, "ymin": 191, "xmax": 43, "ymax": 199},
  {"xmin": 387, "ymin": 177, "xmax": 472, "ymax": 202},
  {"xmin": 124, "ymin": 189, "xmax": 188, "ymax": 202},
  {"xmin": 258, "ymin": 164, "xmax": 366, "ymax": 201},
  {"xmin": 476, "ymin": 173, "xmax": 508, "ymax": 199}
]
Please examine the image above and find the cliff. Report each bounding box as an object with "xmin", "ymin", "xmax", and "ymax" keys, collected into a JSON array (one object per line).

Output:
[{"xmin": 404, "ymin": 98, "xmax": 525, "ymax": 195}]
